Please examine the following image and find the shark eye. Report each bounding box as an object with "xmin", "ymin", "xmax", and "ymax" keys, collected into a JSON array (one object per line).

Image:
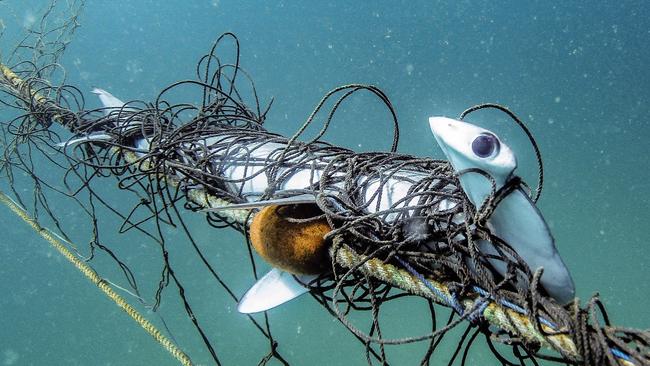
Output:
[{"xmin": 471, "ymin": 133, "xmax": 500, "ymax": 158}]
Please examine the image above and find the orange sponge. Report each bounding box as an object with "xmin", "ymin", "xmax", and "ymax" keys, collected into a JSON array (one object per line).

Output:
[{"xmin": 249, "ymin": 204, "xmax": 331, "ymax": 275}]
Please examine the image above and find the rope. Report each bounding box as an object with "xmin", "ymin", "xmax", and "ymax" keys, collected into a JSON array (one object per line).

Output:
[
  {"xmin": 1, "ymin": 63, "xmax": 246, "ymax": 223},
  {"xmin": 0, "ymin": 63, "xmax": 40, "ymax": 100},
  {"xmin": 0, "ymin": 190, "xmax": 193, "ymax": 366},
  {"xmin": 330, "ymin": 241, "xmax": 638, "ymax": 366}
]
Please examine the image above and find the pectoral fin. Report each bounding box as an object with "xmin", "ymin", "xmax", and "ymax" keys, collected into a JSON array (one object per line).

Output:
[
  {"xmin": 237, "ymin": 268, "xmax": 317, "ymax": 314},
  {"xmin": 488, "ymin": 188, "xmax": 575, "ymax": 304}
]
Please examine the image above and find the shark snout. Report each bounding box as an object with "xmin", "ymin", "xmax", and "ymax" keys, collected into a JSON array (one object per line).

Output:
[
  {"xmin": 428, "ymin": 116, "xmax": 456, "ymax": 138},
  {"xmin": 428, "ymin": 116, "xmax": 459, "ymax": 156}
]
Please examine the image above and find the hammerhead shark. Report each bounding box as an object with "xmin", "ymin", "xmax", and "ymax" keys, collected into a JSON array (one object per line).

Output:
[{"xmin": 83, "ymin": 89, "xmax": 575, "ymax": 313}]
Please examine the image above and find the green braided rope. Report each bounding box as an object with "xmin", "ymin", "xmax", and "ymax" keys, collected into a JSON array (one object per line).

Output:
[
  {"xmin": 0, "ymin": 191, "xmax": 193, "ymax": 366},
  {"xmin": 329, "ymin": 241, "xmax": 580, "ymax": 360}
]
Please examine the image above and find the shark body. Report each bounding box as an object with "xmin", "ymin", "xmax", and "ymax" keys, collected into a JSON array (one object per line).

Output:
[{"xmin": 78, "ymin": 89, "xmax": 574, "ymax": 311}]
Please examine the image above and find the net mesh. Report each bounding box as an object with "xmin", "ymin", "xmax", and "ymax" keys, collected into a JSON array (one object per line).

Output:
[{"xmin": 0, "ymin": 4, "xmax": 648, "ymax": 366}]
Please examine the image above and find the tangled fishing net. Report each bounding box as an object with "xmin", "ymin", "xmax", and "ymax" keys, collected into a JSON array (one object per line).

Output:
[{"xmin": 0, "ymin": 3, "xmax": 648, "ymax": 365}]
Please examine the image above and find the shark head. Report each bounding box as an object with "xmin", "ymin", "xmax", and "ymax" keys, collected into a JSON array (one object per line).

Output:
[
  {"xmin": 429, "ymin": 116, "xmax": 575, "ymax": 304},
  {"xmin": 429, "ymin": 116, "xmax": 517, "ymax": 208}
]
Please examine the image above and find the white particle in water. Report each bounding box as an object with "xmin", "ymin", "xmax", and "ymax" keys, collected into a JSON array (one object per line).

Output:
[
  {"xmin": 3, "ymin": 349, "xmax": 19, "ymax": 365},
  {"xmin": 22, "ymin": 11, "xmax": 35, "ymax": 28}
]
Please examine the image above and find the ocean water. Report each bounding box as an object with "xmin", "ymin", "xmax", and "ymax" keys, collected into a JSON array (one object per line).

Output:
[{"xmin": 0, "ymin": 1, "xmax": 648, "ymax": 365}]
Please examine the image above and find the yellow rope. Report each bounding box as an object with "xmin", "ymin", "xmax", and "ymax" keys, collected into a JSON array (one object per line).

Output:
[
  {"xmin": 1, "ymin": 62, "xmax": 243, "ymax": 221},
  {"xmin": 1, "ymin": 63, "xmax": 48, "ymax": 104},
  {"xmin": 331, "ymin": 242, "xmax": 578, "ymax": 358},
  {"xmin": 0, "ymin": 190, "xmax": 193, "ymax": 366},
  {"xmin": 332, "ymin": 243, "xmax": 638, "ymax": 366}
]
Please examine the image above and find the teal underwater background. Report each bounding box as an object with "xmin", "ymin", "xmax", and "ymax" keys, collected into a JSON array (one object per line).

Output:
[{"xmin": 0, "ymin": 1, "xmax": 648, "ymax": 365}]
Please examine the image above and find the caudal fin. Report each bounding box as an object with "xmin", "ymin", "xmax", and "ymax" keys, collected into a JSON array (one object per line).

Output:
[{"xmin": 91, "ymin": 87, "xmax": 126, "ymax": 113}]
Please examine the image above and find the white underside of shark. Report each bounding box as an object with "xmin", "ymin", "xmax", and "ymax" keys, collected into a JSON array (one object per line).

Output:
[{"xmin": 74, "ymin": 88, "xmax": 574, "ymax": 313}]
